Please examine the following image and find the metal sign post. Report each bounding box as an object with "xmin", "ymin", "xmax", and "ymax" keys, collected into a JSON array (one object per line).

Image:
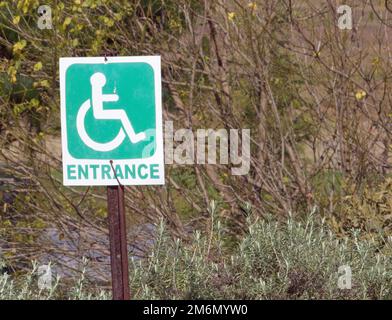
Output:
[
  {"xmin": 59, "ymin": 56, "xmax": 164, "ymax": 300},
  {"xmin": 107, "ymin": 185, "xmax": 130, "ymax": 300}
]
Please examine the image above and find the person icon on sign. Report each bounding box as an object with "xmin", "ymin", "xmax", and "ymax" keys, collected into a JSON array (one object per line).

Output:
[
  {"xmin": 90, "ymin": 72, "xmax": 146, "ymax": 143},
  {"xmin": 76, "ymin": 72, "xmax": 146, "ymax": 152}
]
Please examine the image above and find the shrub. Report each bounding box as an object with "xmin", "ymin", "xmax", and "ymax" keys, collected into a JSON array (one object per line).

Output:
[
  {"xmin": 330, "ymin": 178, "xmax": 392, "ymax": 239},
  {"xmin": 1, "ymin": 209, "xmax": 392, "ymax": 300}
]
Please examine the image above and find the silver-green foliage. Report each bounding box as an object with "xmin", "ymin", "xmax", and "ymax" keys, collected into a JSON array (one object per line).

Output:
[
  {"xmin": 130, "ymin": 209, "xmax": 392, "ymax": 299},
  {"xmin": 1, "ymin": 208, "xmax": 392, "ymax": 299}
]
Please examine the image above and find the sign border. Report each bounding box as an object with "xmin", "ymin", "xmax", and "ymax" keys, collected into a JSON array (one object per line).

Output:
[{"xmin": 59, "ymin": 56, "xmax": 165, "ymax": 186}]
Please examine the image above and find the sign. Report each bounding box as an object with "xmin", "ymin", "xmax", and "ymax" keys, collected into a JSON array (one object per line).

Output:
[{"xmin": 59, "ymin": 56, "xmax": 164, "ymax": 186}]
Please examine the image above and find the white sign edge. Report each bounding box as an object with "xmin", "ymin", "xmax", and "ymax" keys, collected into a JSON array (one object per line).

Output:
[{"xmin": 59, "ymin": 56, "xmax": 165, "ymax": 186}]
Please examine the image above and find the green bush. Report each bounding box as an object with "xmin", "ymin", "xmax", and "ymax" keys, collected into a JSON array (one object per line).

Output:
[{"xmin": 1, "ymin": 209, "xmax": 392, "ymax": 300}]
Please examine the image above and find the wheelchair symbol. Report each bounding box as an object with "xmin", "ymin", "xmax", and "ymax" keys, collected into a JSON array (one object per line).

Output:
[{"xmin": 76, "ymin": 72, "xmax": 146, "ymax": 152}]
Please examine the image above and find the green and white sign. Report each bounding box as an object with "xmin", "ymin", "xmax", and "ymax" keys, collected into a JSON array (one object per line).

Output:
[{"xmin": 60, "ymin": 56, "xmax": 164, "ymax": 186}]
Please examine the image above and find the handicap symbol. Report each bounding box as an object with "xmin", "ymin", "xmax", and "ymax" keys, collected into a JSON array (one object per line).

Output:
[{"xmin": 76, "ymin": 72, "xmax": 146, "ymax": 152}]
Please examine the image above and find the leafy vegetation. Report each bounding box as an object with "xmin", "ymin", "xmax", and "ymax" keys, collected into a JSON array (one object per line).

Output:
[{"xmin": 1, "ymin": 209, "xmax": 392, "ymax": 300}]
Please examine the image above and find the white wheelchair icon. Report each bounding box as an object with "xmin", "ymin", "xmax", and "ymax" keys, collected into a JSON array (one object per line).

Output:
[{"xmin": 76, "ymin": 72, "xmax": 146, "ymax": 152}]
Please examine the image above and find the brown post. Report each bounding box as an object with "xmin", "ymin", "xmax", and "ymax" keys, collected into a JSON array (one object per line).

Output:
[{"xmin": 107, "ymin": 185, "xmax": 130, "ymax": 300}]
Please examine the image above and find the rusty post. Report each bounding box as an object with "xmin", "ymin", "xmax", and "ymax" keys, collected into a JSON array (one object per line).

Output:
[{"xmin": 107, "ymin": 185, "xmax": 130, "ymax": 300}]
